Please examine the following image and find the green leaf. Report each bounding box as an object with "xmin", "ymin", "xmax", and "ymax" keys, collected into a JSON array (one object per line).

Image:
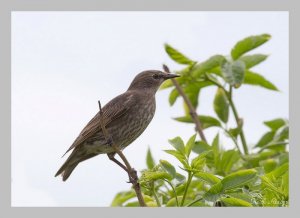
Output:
[
  {"xmin": 143, "ymin": 195, "xmax": 156, "ymax": 203},
  {"xmin": 228, "ymin": 119, "xmax": 243, "ymax": 138},
  {"xmin": 191, "ymin": 152, "xmax": 208, "ymax": 170},
  {"xmin": 221, "ymin": 169, "xmax": 257, "ymax": 190},
  {"xmin": 124, "ymin": 201, "xmax": 140, "ymax": 207},
  {"xmin": 278, "ymin": 152, "xmax": 289, "ymax": 165},
  {"xmin": 192, "ymin": 141, "xmax": 211, "ymax": 154},
  {"xmin": 239, "ymin": 54, "xmax": 268, "ymax": 69},
  {"xmin": 111, "ymin": 190, "xmax": 136, "ymax": 206},
  {"xmin": 282, "ymin": 171, "xmax": 289, "ymax": 197},
  {"xmin": 160, "ymin": 79, "xmax": 174, "ymax": 90},
  {"xmin": 221, "ymin": 60, "xmax": 246, "ymax": 88},
  {"xmin": 212, "ymin": 133, "xmax": 220, "ymax": 151},
  {"xmin": 213, "ymin": 88, "xmax": 229, "ymax": 123},
  {"xmin": 273, "ymin": 125, "xmax": 289, "ymax": 141},
  {"xmin": 208, "ymin": 182, "xmax": 224, "ymax": 194},
  {"xmin": 141, "ymin": 171, "xmax": 173, "ymax": 183},
  {"xmin": 174, "ymin": 115, "xmax": 222, "ymax": 129},
  {"xmin": 169, "ymin": 88, "xmax": 179, "ymax": 106},
  {"xmin": 160, "ymin": 160, "xmax": 176, "ymax": 178},
  {"xmin": 226, "ymin": 192, "xmax": 254, "ymax": 204},
  {"xmin": 255, "ymin": 131, "xmax": 276, "ymax": 148},
  {"xmin": 220, "ymin": 149, "xmax": 240, "ymax": 175},
  {"xmin": 183, "ymin": 102, "xmax": 190, "ymax": 116},
  {"xmin": 264, "ymin": 118, "xmax": 287, "ymax": 131},
  {"xmin": 177, "ymin": 64, "xmax": 195, "ymax": 75},
  {"xmin": 259, "ymin": 141, "xmax": 288, "ymax": 152},
  {"xmin": 185, "ymin": 134, "xmax": 196, "ymax": 158},
  {"xmin": 173, "ymin": 173, "xmax": 186, "ymax": 187},
  {"xmin": 246, "ymin": 150, "xmax": 278, "ymax": 167},
  {"xmin": 191, "ymin": 55, "xmax": 226, "ymax": 77},
  {"xmin": 183, "ymin": 83, "xmax": 201, "ymax": 108},
  {"xmin": 208, "ymin": 66, "xmax": 222, "ymax": 77},
  {"xmin": 266, "ymin": 162, "xmax": 288, "ymax": 179},
  {"xmin": 194, "ymin": 172, "xmax": 221, "ymax": 185},
  {"xmin": 146, "ymin": 148, "xmax": 155, "ymax": 169},
  {"xmin": 168, "ymin": 137, "xmax": 185, "ymax": 154},
  {"xmin": 205, "ymin": 73, "xmax": 223, "ymax": 87},
  {"xmin": 221, "ymin": 197, "xmax": 253, "ymax": 207},
  {"xmin": 204, "ymin": 182, "xmax": 223, "ymax": 202},
  {"xmin": 164, "ymin": 150, "xmax": 185, "ymax": 160},
  {"xmin": 146, "ymin": 201, "xmax": 158, "ymax": 207},
  {"xmin": 261, "ymin": 176, "xmax": 286, "ymax": 198},
  {"xmin": 231, "ymin": 34, "xmax": 271, "ymax": 60},
  {"xmin": 257, "ymin": 123, "xmax": 289, "ymax": 152},
  {"xmin": 199, "ymin": 115, "xmax": 222, "ymax": 129},
  {"xmin": 125, "ymin": 196, "xmax": 157, "ymax": 206},
  {"xmin": 244, "ymin": 71, "xmax": 279, "ymax": 91},
  {"xmin": 212, "ymin": 134, "xmax": 221, "ymax": 169},
  {"xmin": 166, "ymin": 196, "xmax": 183, "ymax": 207},
  {"xmin": 261, "ymin": 159, "xmax": 277, "ymax": 173},
  {"xmin": 164, "ymin": 44, "xmax": 195, "ymax": 65},
  {"xmin": 164, "ymin": 150, "xmax": 189, "ymax": 168}
]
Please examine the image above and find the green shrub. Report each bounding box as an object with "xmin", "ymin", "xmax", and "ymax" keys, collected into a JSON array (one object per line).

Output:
[{"xmin": 111, "ymin": 34, "xmax": 289, "ymax": 207}]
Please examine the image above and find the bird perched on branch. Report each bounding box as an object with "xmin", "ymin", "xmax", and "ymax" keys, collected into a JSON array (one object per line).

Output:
[{"xmin": 55, "ymin": 70, "xmax": 179, "ymax": 181}]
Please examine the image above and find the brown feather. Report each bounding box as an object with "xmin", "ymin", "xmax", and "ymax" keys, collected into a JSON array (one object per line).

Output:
[
  {"xmin": 55, "ymin": 70, "xmax": 172, "ymax": 181},
  {"xmin": 62, "ymin": 92, "xmax": 135, "ymax": 156}
]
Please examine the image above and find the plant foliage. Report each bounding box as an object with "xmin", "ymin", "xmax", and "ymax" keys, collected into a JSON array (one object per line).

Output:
[{"xmin": 111, "ymin": 34, "xmax": 288, "ymax": 207}]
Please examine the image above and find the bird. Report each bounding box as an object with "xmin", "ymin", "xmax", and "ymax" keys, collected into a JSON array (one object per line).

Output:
[{"xmin": 55, "ymin": 70, "xmax": 179, "ymax": 181}]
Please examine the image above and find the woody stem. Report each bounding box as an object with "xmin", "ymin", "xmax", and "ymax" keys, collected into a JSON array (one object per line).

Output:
[{"xmin": 98, "ymin": 100, "xmax": 147, "ymax": 207}]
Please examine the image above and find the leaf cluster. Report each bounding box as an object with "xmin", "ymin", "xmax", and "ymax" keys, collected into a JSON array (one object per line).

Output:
[{"xmin": 111, "ymin": 34, "xmax": 288, "ymax": 207}]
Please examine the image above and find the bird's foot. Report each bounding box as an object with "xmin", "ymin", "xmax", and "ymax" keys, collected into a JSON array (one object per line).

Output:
[{"xmin": 126, "ymin": 168, "xmax": 138, "ymax": 184}]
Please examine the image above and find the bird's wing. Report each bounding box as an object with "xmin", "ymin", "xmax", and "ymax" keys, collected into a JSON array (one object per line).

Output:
[{"xmin": 63, "ymin": 92, "xmax": 136, "ymax": 155}]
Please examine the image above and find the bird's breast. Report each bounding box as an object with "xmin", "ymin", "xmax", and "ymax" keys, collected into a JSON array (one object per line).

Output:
[{"xmin": 110, "ymin": 97, "xmax": 156, "ymax": 149}]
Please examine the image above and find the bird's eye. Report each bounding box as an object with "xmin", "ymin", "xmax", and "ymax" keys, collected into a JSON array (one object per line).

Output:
[{"xmin": 153, "ymin": 74, "xmax": 159, "ymax": 79}]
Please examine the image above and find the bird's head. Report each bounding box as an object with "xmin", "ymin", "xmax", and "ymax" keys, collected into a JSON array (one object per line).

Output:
[{"xmin": 127, "ymin": 70, "xmax": 179, "ymax": 94}]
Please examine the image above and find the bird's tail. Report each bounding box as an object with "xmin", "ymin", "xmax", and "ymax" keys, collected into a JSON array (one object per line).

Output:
[
  {"xmin": 56, "ymin": 163, "xmax": 78, "ymax": 182},
  {"xmin": 55, "ymin": 149, "xmax": 97, "ymax": 181}
]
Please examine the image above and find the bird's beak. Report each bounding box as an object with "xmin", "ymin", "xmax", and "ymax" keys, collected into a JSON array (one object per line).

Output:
[{"xmin": 162, "ymin": 73, "xmax": 180, "ymax": 80}]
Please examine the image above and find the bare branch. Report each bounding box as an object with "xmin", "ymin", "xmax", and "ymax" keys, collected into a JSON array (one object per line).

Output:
[
  {"xmin": 97, "ymin": 100, "xmax": 147, "ymax": 207},
  {"xmin": 162, "ymin": 65, "xmax": 207, "ymax": 143}
]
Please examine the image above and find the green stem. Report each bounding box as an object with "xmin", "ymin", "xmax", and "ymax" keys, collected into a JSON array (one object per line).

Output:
[
  {"xmin": 151, "ymin": 183, "xmax": 161, "ymax": 207},
  {"xmin": 227, "ymin": 88, "xmax": 249, "ymax": 155},
  {"xmin": 180, "ymin": 173, "xmax": 193, "ymax": 206},
  {"xmin": 165, "ymin": 179, "xmax": 179, "ymax": 207},
  {"xmin": 185, "ymin": 197, "xmax": 203, "ymax": 207},
  {"xmin": 222, "ymin": 127, "xmax": 243, "ymax": 155},
  {"xmin": 204, "ymin": 76, "xmax": 249, "ymax": 155}
]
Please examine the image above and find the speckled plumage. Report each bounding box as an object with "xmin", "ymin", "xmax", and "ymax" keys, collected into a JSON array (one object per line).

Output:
[{"xmin": 55, "ymin": 70, "xmax": 178, "ymax": 181}]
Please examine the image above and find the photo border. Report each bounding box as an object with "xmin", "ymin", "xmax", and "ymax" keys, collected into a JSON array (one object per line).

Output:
[{"xmin": 0, "ymin": 0, "xmax": 297, "ymax": 217}]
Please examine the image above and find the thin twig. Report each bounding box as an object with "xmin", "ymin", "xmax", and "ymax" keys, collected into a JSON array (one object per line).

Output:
[
  {"xmin": 97, "ymin": 100, "xmax": 147, "ymax": 207},
  {"xmin": 162, "ymin": 64, "xmax": 207, "ymax": 143}
]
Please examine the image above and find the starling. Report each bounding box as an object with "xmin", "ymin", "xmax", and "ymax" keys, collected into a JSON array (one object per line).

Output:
[{"xmin": 55, "ymin": 70, "xmax": 179, "ymax": 181}]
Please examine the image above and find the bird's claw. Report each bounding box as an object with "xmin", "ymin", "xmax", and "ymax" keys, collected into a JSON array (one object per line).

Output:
[{"xmin": 126, "ymin": 169, "xmax": 138, "ymax": 184}]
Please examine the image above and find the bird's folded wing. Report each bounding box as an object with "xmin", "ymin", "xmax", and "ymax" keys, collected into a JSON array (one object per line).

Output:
[{"xmin": 63, "ymin": 92, "xmax": 136, "ymax": 154}]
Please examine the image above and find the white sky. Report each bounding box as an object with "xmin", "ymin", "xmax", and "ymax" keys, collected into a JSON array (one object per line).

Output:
[{"xmin": 11, "ymin": 11, "xmax": 288, "ymax": 206}]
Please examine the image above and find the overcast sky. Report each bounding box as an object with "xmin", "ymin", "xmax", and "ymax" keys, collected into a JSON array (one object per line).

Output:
[{"xmin": 11, "ymin": 11, "xmax": 288, "ymax": 206}]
